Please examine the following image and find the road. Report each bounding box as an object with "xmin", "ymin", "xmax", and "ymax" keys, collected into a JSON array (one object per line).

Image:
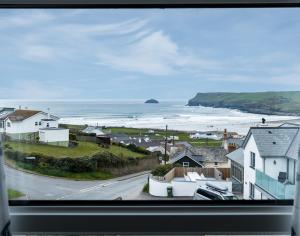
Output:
[{"xmin": 5, "ymin": 166, "xmax": 149, "ymax": 200}]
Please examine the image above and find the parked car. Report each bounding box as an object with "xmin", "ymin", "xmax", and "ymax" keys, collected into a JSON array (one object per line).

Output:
[{"xmin": 193, "ymin": 182, "xmax": 238, "ymax": 200}]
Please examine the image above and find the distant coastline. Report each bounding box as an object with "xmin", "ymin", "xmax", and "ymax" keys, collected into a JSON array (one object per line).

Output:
[{"xmin": 187, "ymin": 91, "xmax": 300, "ymax": 116}]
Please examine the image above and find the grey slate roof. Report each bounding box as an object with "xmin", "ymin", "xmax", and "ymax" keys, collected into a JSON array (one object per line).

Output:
[
  {"xmin": 242, "ymin": 127, "xmax": 300, "ymax": 160},
  {"xmin": 227, "ymin": 137, "xmax": 244, "ymax": 147},
  {"xmin": 168, "ymin": 148, "xmax": 204, "ymax": 166},
  {"xmin": 226, "ymin": 148, "xmax": 244, "ymax": 167}
]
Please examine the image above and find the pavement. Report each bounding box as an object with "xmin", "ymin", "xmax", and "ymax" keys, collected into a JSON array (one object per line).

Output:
[{"xmin": 5, "ymin": 165, "xmax": 149, "ymax": 200}]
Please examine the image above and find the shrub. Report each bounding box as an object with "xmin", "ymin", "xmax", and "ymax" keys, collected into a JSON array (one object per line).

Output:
[
  {"xmin": 143, "ymin": 182, "xmax": 149, "ymax": 193},
  {"xmin": 69, "ymin": 133, "xmax": 77, "ymax": 141}
]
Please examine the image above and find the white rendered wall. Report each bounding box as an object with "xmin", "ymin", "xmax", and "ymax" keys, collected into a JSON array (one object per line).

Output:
[
  {"xmin": 243, "ymin": 135, "xmax": 264, "ymax": 199},
  {"xmin": 39, "ymin": 129, "xmax": 69, "ymax": 143},
  {"xmin": 41, "ymin": 120, "xmax": 58, "ymax": 128},
  {"xmin": 149, "ymin": 177, "xmax": 232, "ymax": 197},
  {"xmin": 5, "ymin": 113, "xmax": 48, "ymax": 134},
  {"xmin": 264, "ymin": 158, "xmax": 287, "ymax": 180}
]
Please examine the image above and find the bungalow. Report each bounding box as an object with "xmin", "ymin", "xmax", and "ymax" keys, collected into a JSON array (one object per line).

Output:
[
  {"xmin": 0, "ymin": 109, "xmax": 69, "ymax": 147},
  {"xmin": 242, "ymin": 127, "xmax": 299, "ymax": 200}
]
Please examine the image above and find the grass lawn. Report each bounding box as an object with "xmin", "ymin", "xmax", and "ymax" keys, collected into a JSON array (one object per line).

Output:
[
  {"xmin": 5, "ymin": 141, "xmax": 144, "ymax": 158},
  {"xmin": 8, "ymin": 188, "xmax": 24, "ymax": 199},
  {"xmin": 6, "ymin": 158, "xmax": 113, "ymax": 180}
]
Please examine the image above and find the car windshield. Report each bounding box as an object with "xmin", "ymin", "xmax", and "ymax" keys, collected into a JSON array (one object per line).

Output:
[{"xmin": 0, "ymin": 8, "xmax": 299, "ymax": 201}]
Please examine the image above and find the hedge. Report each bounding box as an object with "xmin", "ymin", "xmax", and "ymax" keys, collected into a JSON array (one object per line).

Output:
[{"xmin": 4, "ymin": 149, "xmax": 140, "ymax": 173}]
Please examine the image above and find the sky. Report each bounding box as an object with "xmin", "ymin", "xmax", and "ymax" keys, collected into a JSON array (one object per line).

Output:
[{"xmin": 0, "ymin": 8, "xmax": 300, "ymax": 100}]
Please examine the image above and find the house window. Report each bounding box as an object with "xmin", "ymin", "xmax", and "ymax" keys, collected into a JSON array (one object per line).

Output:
[
  {"xmin": 47, "ymin": 123, "xmax": 49, "ymax": 127},
  {"xmin": 182, "ymin": 162, "xmax": 189, "ymax": 167},
  {"xmin": 249, "ymin": 183, "xmax": 255, "ymax": 199},
  {"xmin": 250, "ymin": 152, "xmax": 255, "ymax": 168},
  {"xmin": 39, "ymin": 121, "xmax": 42, "ymax": 125},
  {"xmin": 6, "ymin": 122, "xmax": 10, "ymax": 127},
  {"xmin": 35, "ymin": 122, "xmax": 38, "ymax": 126},
  {"xmin": 0, "ymin": 122, "xmax": 2, "ymax": 128},
  {"xmin": 214, "ymin": 162, "xmax": 218, "ymax": 166}
]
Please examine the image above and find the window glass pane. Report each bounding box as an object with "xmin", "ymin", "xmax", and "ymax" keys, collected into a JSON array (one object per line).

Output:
[{"xmin": 0, "ymin": 8, "xmax": 299, "ymax": 201}]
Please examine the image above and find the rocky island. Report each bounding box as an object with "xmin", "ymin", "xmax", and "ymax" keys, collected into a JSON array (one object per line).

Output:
[
  {"xmin": 188, "ymin": 91, "xmax": 300, "ymax": 116},
  {"xmin": 145, "ymin": 99, "xmax": 159, "ymax": 104}
]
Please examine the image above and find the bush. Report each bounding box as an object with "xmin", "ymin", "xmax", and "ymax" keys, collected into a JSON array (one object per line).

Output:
[
  {"xmin": 69, "ymin": 133, "xmax": 77, "ymax": 141},
  {"xmin": 151, "ymin": 164, "xmax": 174, "ymax": 176},
  {"xmin": 143, "ymin": 182, "xmax": 149, "ymax": 193},
  {"xmin": 4, "ymin": 149, "xmax": 153, "ymax": 174}
]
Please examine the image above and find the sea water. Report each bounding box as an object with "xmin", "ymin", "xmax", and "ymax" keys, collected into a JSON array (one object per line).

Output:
[{"xmin": 0, "ymin": 100, "xmax": 297, "ymax": 135}]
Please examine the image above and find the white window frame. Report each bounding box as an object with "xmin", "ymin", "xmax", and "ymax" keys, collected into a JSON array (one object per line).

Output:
[{"xmin": 183, "ymin": 162, "xmax": 189, "ymax": 167}]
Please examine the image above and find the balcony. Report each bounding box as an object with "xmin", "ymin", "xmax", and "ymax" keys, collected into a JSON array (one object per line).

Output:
[{"xmin": 255, "ymin": 170, "xmax": 295, "ymax": 199}]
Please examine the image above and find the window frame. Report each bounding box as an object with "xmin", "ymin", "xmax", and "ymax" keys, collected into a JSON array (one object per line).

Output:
[
  {"xmin": 249, "ymin": 182, "xmax": 255, "ymax": 199},
  {"xmin": 1, "ymin": 0, "xmax": 299, "ymax": 234},
  {"xmin": 250, "ymin": 151, "xmax": 256, "ymax": 169},
  {"xmin": 182, "ymin": 161, "xmax": 190, "ymax": 167}
]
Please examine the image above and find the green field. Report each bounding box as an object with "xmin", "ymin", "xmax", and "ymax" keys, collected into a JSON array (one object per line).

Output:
[
  {"xmin": 5, "ymin": 141, "xmax": 144, "ymax": 158},
  {"xmin": 8, "ymin": 188, "xmax": 24, "ymax": 199}
]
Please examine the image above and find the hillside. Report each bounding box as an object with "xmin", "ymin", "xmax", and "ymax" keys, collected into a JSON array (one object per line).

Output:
[{"xmin": 188, "ymin": 91, "xmax": 300, "ymax": 116}]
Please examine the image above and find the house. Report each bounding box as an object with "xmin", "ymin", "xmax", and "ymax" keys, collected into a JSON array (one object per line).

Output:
[
  {"xmin": 0, "ymin": 109, "xmax": 69, "ymax": 146},
  {"xmin": 242, "ymin": 127, "xmax": 299, "ymax": 200},
  {"xmin": 82, "ymin": 126, "xmax": 105, "ymax": 136},
  {"xmin": 226, "ymin": 148, "xmax": 244, "ymax": 194},
  {"xmin": 0, "ymin": 108, "xmax": 15, "ymax": 133},
  {"xmin": 168, "ymin": 149, "xmax": 204, "ymax": 167},
  {"xmin": 224, "ymin": 137, "xmax": 245, "ymax": 152}
]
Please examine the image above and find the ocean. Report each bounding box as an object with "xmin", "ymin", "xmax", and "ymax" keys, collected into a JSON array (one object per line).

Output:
[{"xmin": 0, "ymin": 100, "xmax": 297, "ymax": 135}]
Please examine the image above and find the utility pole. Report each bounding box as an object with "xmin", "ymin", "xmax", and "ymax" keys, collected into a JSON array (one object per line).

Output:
[{"xmin": 164, "ymin": 125, "xmax": 168, "ymax": 165}]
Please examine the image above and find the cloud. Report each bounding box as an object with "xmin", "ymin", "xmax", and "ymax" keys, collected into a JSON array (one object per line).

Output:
[
  {"xmin": 97, "ymin": 31, "xmax": 220, "ymax": 76},
  {"xmin": 0, "ymin": 11, "xmax": 54, "ymax": 28},
  {"xmin": 0, "ymin": 79, "xmax": 80, "ymax": 99}
]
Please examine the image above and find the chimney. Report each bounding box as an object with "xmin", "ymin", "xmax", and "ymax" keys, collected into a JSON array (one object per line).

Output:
[{"xmin": 224, "ymin": 129, "xmax": 228, "ymax": 140}]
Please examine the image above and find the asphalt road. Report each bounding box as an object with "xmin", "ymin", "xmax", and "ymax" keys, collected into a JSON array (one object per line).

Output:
[{"xmin": 5, "ymin": 166, "xmax": 149, "ymax": 200}]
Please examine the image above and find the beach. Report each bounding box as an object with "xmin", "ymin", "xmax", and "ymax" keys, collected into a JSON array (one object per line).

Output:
[{"xmin": 0, "ymin": 100, "xmax": 298, "ymax": 135}]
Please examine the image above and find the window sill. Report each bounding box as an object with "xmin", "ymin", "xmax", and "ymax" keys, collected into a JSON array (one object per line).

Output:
[{"xmin": 9, "ymin": 202, "xmax": 293, "ymax": 235}]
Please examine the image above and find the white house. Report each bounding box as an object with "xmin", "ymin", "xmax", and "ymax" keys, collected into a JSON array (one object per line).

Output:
[
  {"xmin": 242, "ymin": 127, "xmax": 299, "ymax": 200},
  {"xmin": 0, "ymin": 109, "xmax": 69, "ymax": 146},
  {"xmin": 0, "ymin": 108, "xmax": 15, "ymax": 133},
  {"xmin": 82, "ymin": 126, "xmax": 105, "ymax": 136}
]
